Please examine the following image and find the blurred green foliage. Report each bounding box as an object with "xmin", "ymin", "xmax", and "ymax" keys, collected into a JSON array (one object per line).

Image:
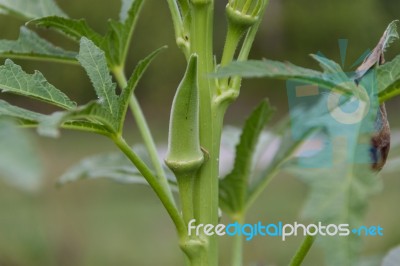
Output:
[{"xmin": 0, "ymin": 0, "xmax": 400, "ymax": 265}]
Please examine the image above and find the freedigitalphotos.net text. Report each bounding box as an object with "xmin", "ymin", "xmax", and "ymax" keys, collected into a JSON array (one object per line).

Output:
[{"xmin": 188, "ymin": 219, "xmax": 383, "ymax": 241}]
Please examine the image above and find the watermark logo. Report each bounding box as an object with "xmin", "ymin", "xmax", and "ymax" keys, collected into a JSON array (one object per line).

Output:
[
  {"xmin": 286, "ymin": 40, "xmax": 380, "ymax": 168},
  {"xmin": 188, "ymin": 219, "xmax": 384, "ymax": 241}
]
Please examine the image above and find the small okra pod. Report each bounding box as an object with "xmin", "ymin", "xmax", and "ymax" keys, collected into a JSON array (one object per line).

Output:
[{"xmin": 165, "ymin": 54, "xmax": 204, "ymax": 176}]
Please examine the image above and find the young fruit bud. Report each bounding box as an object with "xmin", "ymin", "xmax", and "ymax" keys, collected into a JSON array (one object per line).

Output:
[{"xmin": 165, "ymin": 55, "xmax": 204, "ymax": 176}]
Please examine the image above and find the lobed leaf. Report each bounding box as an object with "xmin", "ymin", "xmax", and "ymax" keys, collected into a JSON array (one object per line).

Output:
[
  {"xmin": 0, "ymin": 0, "xmax": 67, "ymax": 20},
  {"xmin": 311, "ymin": 54, "xmax": 344, "ymax": 74},
  {"xmin": 7, "ymin": 38, "xmax": 164, "ymax": 137},
  {"xmin": 0, "ymin": 119, "xmax": 43, "ymax": 191},
  {"xmin": 35, "ymin": 101, "xmax": 117, "ymax": 137},
  {"xmin": 0, "ymin": 99, "xmax": 112, "ymax": 137},
  {"xmin": 31, "ymin": 16, "xmax": 103, "ymax": 45},
  {"xmin": 0, "ymin": 99, "xmax": 45, "ymax": 123},
  {"xmin": 26, "ymin": 0, "xmax": 145, "ymax": 67},
  {"xmin": 59, "ymin": 149, "xmax": 145, "ymax": 185},
  {"xmin": 102, "ymin": 0, "xmax": 145, "ymax": 65},
  {"xmin": 118, "ymin": 46, "xmax": 166, "ymax": 129},
  {"xmin": 0, "ymin": 26, "xmax": 77, "ymax": 63},
  {"xmin": 58, "ymin": 145, "xmax": 177, "ymax": 188},
  {"xmin": 0, "ymin": 59, "xmax": 76, "ymax": 109},
  {"xmin": 377, "ymin": 55, "xmax": 400, "ymax": 102},
  {"xmin": 77, "ymin": 38, "xmax": 119, "ymax": 116},
  {"xmin": 283, "ymin": 95, "xmax": 382, "ymax": 265},
  {"xmin": 247, "ymin": 125, "xmax": 315, "ymax": 205},
  {"xmin": 219, "ymin": 100, "xmax": 274, "ymax": 214},
  {"xmin": 215, "ymin": 59, "xmax": 355, "ymax": 95}
]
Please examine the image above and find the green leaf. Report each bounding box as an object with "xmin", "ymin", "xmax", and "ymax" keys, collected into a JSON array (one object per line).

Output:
[
  {"xmin": 35, "ymin": 101, "xmax": 116, "ymax": 137},
  {"xmin": 29, "ymin": 0, "xmax": 145, "ymax": 67},
  {"xmin": 58, "ymin": 145, "xmax": 177, "ymax": 188},
  {"xmin": 25, "ymin": 40, "xmax": 163, "ymax": 137},
  {"xmin": 377, "ymin": 55, "xmax": 400, "ymax": 102},
  {"xmin": 215, "ymin": 59, "xmax": 355, "ymax": 95},
  {"xmin": 103, "ymin": 0, "xmax": 145, "ymax": 65},
  {"xmin": 359, "ymin": 20, "xmax": 400, "ymax": 103},
  {"xmin": 219, "ymin": 100, "xmax": 274, "ymax": 214},
  {"xmin": 249, "ymin": 126, "xmax": 315, "ymax": 192},
  {"xmin": 0, "ymin": 0, "xmax": 67, "ymax": 20},
  {"xmin": 118, "ymin": 46, "xmax": 166, "ymax": 129},
  {"xmin": 30, "ymin": 16, "xmax": 103, "ymax": 45},
  {"xmin": 286, "ymin": 163, "xmax": 381, "ymax": 265},
  {"xmin": 61, "ymin": 120, "xmax": 112, "ymax": 136},
  {"xmin": 59, "ymin": 149, "xmax": 145, "ymax": 185},
  {"xmin": 310, "ymin": 54, "xmax": 344, "ymax": 74},
  {"xmin": 0, "ymin": 119, "xmax": 43, "ymax": 191},
  {"xmin": 77, "ymin": 37, "xmax": 119, "ymax": 116},
  {"xmin": 0, "ymin": 99, "xmax": 111, "ymax": 137},
  {"xmin": 0, "ymin": 99, "xmax": 45, "ymax": 123},
  {"xmin": 283, "ymin": 96, "xmax": 382, "ymax": 265},
  {"xmin": 0, "ymin": 26, "xmax": 77, "ymax": 63},
  {"xmin": 310, "ymin": 54, "xmax": 362, "ymax": 97},
  {"xmin": 382, "ymin": 246, "xmax": 400, "ymax": 266},
  {"xmin": 0, "ymin": 59, "xmax": 76, "ymax": 109}
]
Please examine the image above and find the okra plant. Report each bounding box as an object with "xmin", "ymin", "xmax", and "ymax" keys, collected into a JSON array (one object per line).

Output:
[{"xmin": 1, "ymin": 0, "xmax": 400, "ymax": 265}]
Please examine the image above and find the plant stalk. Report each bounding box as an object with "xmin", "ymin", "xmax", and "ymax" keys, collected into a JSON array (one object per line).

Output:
[
  {"xmin": 232, "ymin": 214, "xmax": 245, "ymax": 266},
  {"xmin": 289, "ymin": 234, "xmax": 315, "ymax": 266},
  {"xmin": 112, "ymin": 67, "xmax": 176, "ymax": 208},
  {"xmin": 113, "ymin": 135, "xmax": 186, "ymax": 237},
  {"xmin": 230, "ymin": 1, "xmax": 269, "ymax": 92},
  {"xmin": 189, "ymin": 1, "xmax": 221, "ymax": 265}
]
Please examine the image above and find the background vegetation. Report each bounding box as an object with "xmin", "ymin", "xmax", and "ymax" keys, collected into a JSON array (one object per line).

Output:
[{"xmin": 0, "ymin": 0, "xmax": 399, "ymax": 265}]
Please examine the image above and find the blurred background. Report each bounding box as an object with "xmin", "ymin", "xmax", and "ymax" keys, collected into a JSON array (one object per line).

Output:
[{"xmin": 0, "ymin": 0, "xmax": 400, "ymax": 265}]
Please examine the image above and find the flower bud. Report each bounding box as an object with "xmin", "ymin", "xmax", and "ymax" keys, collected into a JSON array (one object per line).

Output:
[{"xmin": 226, "ymin": 0, "xmax": 266, "ymax": 31}]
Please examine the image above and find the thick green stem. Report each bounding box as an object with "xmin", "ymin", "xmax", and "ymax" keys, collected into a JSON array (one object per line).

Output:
[
  {"xmin": 189, "ymin": 1, "xmax": 221, "ymax": 265},
  {"xmin": 112, "ymin": 67, "xmax": 176, "ymax": 208},
  {"xmin": 289, "ymin": 235, "xmax": 316, "ymax": 266}
]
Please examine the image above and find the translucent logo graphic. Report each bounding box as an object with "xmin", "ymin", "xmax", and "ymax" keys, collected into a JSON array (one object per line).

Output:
[{"xmin": 286, "ymin": 40, "xmax": 380, "ymax": 168}]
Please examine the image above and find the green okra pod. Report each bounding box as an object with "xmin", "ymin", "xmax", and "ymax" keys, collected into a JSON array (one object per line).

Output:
[{"xmin": 165, "ymin": 54, "xmax": 204, "ymax": 176}]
